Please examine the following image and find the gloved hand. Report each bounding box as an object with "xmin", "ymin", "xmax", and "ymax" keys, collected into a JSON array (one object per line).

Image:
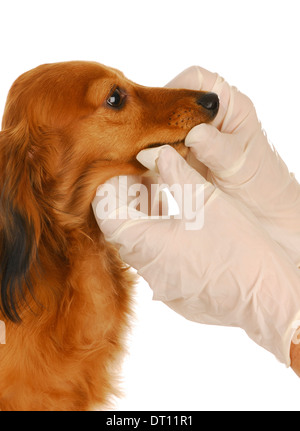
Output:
[
  {"xmin": 92, "ymin": 145, "xmax": 300, "ymax": 366},
  {"xmin": 167, "ymin": 66, "xmax": 300, "ymax": 268}
]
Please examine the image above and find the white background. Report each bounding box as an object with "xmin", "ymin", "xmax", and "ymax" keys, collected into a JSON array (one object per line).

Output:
[{"xmin": 1, "ymin": 0, "xmax": 300, "ymax": 411}]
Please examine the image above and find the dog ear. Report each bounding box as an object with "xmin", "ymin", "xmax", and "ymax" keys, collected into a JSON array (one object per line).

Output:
[{"xmin": 0, "ymin": 123, "xmax": 42, "ymax": 322}]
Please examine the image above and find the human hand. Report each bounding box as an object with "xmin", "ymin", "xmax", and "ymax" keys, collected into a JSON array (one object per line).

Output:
[
  {"xmin": 92, "ymin": 145, "xmax": 300, "ymax": 366},
  {"xmin": 167, "ymin": 66, "xmax": 300, "ymax": 267}
]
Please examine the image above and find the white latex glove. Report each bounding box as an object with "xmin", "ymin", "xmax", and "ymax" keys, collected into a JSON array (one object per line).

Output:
[
  {"xmin": 92, "ymin": 145, "xmax": 300, "ymax": 366},
  {"xmin": 167, "ymin": 66, "xmax": 300, "ymax": 268}
]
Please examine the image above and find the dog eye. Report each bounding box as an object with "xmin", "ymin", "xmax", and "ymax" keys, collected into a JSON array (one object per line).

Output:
[{"xmin": 106, "ymin": 87, "xmax": 125, "ymax": 108}]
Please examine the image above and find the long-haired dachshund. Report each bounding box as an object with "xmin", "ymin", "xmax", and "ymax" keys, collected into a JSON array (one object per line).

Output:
[{"xmin": 0, "ymin": 61, "xmax": 219, "ymax": 410}]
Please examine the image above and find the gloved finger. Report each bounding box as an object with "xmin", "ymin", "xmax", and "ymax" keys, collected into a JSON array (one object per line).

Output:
[
  {"xmin": 137, "ymin": 145, "xmax": 207, "ymax": 189},
  {"xmin": 185, "ymin": 123, "xmax": 245, "ymax": 175},
  {"xmin": 137, "ymin": 145, "xmax": 217, "ymax": 217},
  {"xmin": 94, "ymin": 145, "xmax": 213, "ymax": 245},
  {"xmin": 194, "ymin": 66, "xmax": 256, "ymax": 129},
  {"xmin": 138, "ymin": 144, "xmax": 200, "ymax": 187},
  {"xmin": 165, "ymin": 65, "xmax": 219, "ymax": 92}
]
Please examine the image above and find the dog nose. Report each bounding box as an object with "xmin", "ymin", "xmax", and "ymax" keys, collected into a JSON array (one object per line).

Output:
[{"xmin": 197, "ymin": 92, "xmax": 219, "ymax": 114}]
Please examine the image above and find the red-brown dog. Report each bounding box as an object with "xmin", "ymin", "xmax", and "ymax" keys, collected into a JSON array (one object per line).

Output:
[{"xmin": 0, "ymin": 61, "xmax": 219, "ymax": 410}]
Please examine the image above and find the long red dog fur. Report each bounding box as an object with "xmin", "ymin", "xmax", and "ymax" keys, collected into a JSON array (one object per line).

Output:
[{"xmin": 0, "ymin": 61, "xmax": 217, "ymax": 410}]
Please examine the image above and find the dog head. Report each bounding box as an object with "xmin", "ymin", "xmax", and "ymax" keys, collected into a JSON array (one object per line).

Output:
[
  {"xmin": 0, "ymin": 61, "xmax": 219, "ymax": 321},
  {"xmin": 2, "ymin": 61, "xmax": 219, "ymax": 159}
]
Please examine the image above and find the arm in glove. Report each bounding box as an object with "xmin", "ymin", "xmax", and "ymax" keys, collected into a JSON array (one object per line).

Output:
[
  {"xmin": 167, "ymin": 66, "xmax": 300, "ymax": 268},
  {"xmin": 92, "ymin": 145, "xmax": 300, "ymax": 367}
]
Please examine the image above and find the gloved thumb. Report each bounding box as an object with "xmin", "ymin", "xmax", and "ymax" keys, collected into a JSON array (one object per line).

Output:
[
  {"xmin": 137, "ymin": 144, "xmax": 207, "ymax": 187},
  {"xmin": 185, "ymin": 123, "xmax": 244, "ymax": 175},
  {"xmin": 137, "ymin": 144, "xmax": 214, "ymax": 232}
]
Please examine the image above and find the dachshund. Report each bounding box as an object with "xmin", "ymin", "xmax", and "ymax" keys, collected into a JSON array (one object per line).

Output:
[{"xmin": 0, "ymin": 61, "xmax": 219, "ymax": 410}]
